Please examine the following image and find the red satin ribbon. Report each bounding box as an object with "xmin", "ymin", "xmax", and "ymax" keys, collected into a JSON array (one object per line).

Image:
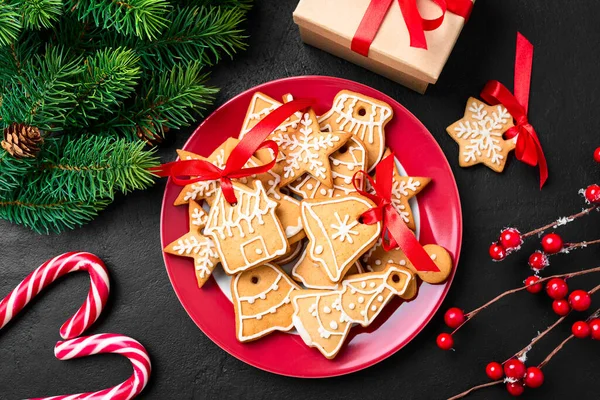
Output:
[
  {"xmin": 150, "ymin": 99, "xmax": 315, "ymax": 204},
  {"xmin": 353, "ymin": 154, "xmax": 440, "ymax": 272},
  {"xmin": 351, "ymin": 0, "xmax": 473, "ymax": 56},
  {"xmin": 481, "ymin": 33, "xmax": 548, "ymax": 188}
]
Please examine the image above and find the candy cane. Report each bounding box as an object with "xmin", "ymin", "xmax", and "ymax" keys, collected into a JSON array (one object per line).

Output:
[
  {"xmin": 28, "ymin": 334, "xmax": 151, "ymax": 400},
  {"xmin": 0, "ymin": 252, "xmax": 110, "ymax": 339},
  {"xmin": 0, "ymin": 252, "xmax": 151, "ymax": 400}
]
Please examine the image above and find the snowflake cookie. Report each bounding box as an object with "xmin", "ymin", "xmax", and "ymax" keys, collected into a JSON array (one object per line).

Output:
[
  {"xmin": 163, "ymin": 200, "xmax": 220, "ymax": 288},
  {"xmin": 446, "ymin": 97, "xmax": 516, "ymax": 173},
  {"xmin": 271, "ymin": 108, "xmax": 352, "ymax": 188},
  {"xmin": 291, "ymin": 265, "xmax": 417, "ymax": 359},
  {"xmin": 231, "ymin": 263, "xmax": 300, "ymax": 342}
]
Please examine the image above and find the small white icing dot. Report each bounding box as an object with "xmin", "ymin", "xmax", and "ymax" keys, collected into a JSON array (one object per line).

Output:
[
  {"xmin": 319, "ymin": 188, "xmax": 327, "ymax": 195},
  {"xmin": 344, "ymin": 177, "xmax": 352, "ymax": 184},
  {"xmin": 349, "ymin": 303, "xmax": 355, "ymax": 310},
  {"xmin": 369, "ymin": 282, "xmax": 376, "ymax": 288},
  {"xmin": 315, "ymin": 245, "xmax": 324, "ymax": 255},
  {"xmin": 256, "ymin": 315, "xmax": 262, "ymax": 320},
  {"xmin": 358, "ymin": 297, "xmax": 364, "ymax": 304},
  {"xmin": 323, "ymin": 306, "xmax": 331, "ymax": 314},
  {"xmin": 388, "ymin": 259, "xmax": 394, "ymax": 264},
  {"xmin": 347, "ymin": 164, "xmax": 355, "ymax": 171},
  {"xmin": 267, "ymin": 180, "xmax": 274, "ymax": 186},
  {"xmin": 400, "ymin": 260, "xmax": 407, "ymax": 266},
  {"xmin": 377, "ymin": 295, "xmax": 384, "ymax": 302},
  {"xmin": 284, "ymin": 298, "xmax": 290, "ymax": 304},
  {"xmin": 361, "ymin": 282, "xmax": 366, "ymax": 288},
  {"xmin": 312, "ymin": 263, "xmax": 320, "ymax": 268},
  {"xmin": 351, "ymin": 288, "xmax": 356, "ymax": 294},
  {"xmin": 360, "ymin": 310, "xmax": 367, "ymax": 316},
  {"xmin": 431, "ymin": 254, "xmax": 438, "ymax": 260},
  {"xmin": 371, "ymin": 305, "xmax": 377, "ymax": 311},
  {"xmin": 259, "ymin": 293, "xmax": 266, "ymax": 300},
  {"xmin": 248, "ymin": 298, "xmax": 255, "ymax": 304},
  {"xmin": 375, "ymin": 260, "xmax": 382, "ymax": 266},
  {"xmin": 255, "ymin": 248, "xmax": 263, "ymax": 255},
  {"xmin": 296, "ymin": 177, "xmax": 302, "ymax": 182},
  {"xmin": 306, "ymin": 183, "xmax": 314, "ymax": 190},
  {"xmin": 329, "ymin": 321, "xmax": 338, "ymax": 330},
  {"xmin": 273, "ymin": 284, "xmax": 279, "ymax": 290}
]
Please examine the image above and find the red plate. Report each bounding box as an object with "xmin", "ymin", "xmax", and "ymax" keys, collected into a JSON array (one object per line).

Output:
[{"xmin": 160, "ymin": 76, "xmax": 462, "ymax": 377}]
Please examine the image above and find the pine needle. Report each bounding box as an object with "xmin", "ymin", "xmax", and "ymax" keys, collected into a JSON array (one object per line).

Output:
[{"xmin": 0, "ymin": 2, "xmax": 22, "ymax": 46}]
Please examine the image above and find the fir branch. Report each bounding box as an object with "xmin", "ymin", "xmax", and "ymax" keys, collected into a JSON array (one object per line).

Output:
[
  {"xmin": 0, "ymin": 2, "xmax": 22, "ymax": 46},
  {"xmin": 0, "ymin": 193, "xmax": 110, "ymax": 234},
  {"xmin": 65, "ymin": 47, "xmax": 141, "ymax": 126},
  {"xmin": 96, "ymin": 61, "xmax": 217, "ymax": 140},
  {"xmin": 177, "ymin": 0, "xmax": 252, "ymax": 11},
  {"xmin": 9, "ymin": 0, "xmax": 63, "ymax": 29},
  {"xmin": 65, "ymin": 0, "xmax": 171, "ymax": 40},
  {"xmin": 0, "ymin": 149, "xmax": 36, "ymax": 193},
  {"xmin": 0, "ymin": 30, "xmax": 42, "ymax": 84},
  {"xmin": 32, "ymin": 135, "xmax": 159, "ymax": 201},
  {"xmin": 0, "ymin": 45, "xmax": 82, "ymax": 130},
  {"xmin": 140, "ymin": 5, "xmax": 248, "ymax": 70}
]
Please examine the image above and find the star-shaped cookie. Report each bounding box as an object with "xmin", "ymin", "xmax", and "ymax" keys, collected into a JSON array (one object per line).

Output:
[
  {"xmin": 271, "ymin": 108, "xmax": 352, "ymax": 188},
  {"xmin": 163, "ymin": 200, "xmax": 220, "ymax": 288},
  {"xmin": 369, "ymin": 150, "xmax": 430, "ymax": 231},
  {"xmin": 446, "ymin": 97, "xmax": 516, "ymax": 173}
]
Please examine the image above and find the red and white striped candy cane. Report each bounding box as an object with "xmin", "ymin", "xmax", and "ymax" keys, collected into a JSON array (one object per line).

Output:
[
  {"xmin": 29, "ymin": 334, "xmax": 152, "ymax": 400},
  {"xmin": 0, "ymin": 252, "xmax": 110, "ymax": 339}
]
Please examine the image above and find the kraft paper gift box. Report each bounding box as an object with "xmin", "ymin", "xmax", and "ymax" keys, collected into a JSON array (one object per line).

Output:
[{"xmin": 293, "ymin": 0, "xmax": 474, "ymax": 93}]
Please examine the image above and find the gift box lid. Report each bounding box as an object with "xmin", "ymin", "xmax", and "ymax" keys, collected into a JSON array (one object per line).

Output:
[{"xmin": 293, "ymin": 0, "xmax": 473, "ymax": 84}]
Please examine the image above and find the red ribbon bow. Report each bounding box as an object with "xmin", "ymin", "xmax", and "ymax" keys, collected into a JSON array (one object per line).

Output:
[
  {"xmin": 351, "ymin": 0, "xmax": 473, "ymax": 56},
  {"xmin": 353, "ymin": 153, "xmax": 439, "ymax": 272},
  {"xmin": 150, "ymin": 99, "xmax": 315, "ymax": 204},
  {"xmin": 481, "ymin": 33, "xmax": 548, "ymax": 188}
]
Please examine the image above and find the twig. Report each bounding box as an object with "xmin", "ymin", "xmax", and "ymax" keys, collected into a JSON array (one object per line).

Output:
[
  {"xmin": 451, "ymin": 266, "xmax": 600, "ymax": 335},
  {"xmin": 521, "ymin": 205, "xmax": 599, "ymax": 239},
  {"xmin": 563, "ymin": 238, "xmax": 600, "ymax": 251},
  {"xmin": 447, "ymin": 380, "xmax": 503, "ymax": 400}
]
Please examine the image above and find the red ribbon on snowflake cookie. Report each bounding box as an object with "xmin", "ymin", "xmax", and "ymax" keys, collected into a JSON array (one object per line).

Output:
[
  {"xmin": 481, "ymin": 33, "xmax": 549, "ymax": 188},
  {"xmin": 353, "ymin": 153, "xmax": 439, "ymax": 272},
  {"xmin": 151, "ymin": 98, "xmax": 315, "ymax": 204},
  {"xmin": 351, "ymin": 0, "xmax": 473, "ymax": 56}
]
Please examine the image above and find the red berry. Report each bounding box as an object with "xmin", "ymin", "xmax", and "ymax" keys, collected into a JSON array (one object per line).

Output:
[
  {"xmin": 546, "ymin": 278, "xmax": 569, "ymax": 300},
  {"xmin": 525, "ymin": 276, "xmax": 543, "ymax": 294},
  {"xmin": 489, "ymin": 242, "xmax": 506, "ymax": 261},
  {"xmin": 589, "ymin": 319, "xmax": 600, "ymax": 340},
  {"xmin": 524, "ymin": 367, "xmax": 544, "ymax": 388},
  {"xmin": 528, "ymin": 251, "xmax": 548, "ymax": 271},
  {"xmin": 584, "ymin": 184, "xmax": 600, "ymax": 203},
  {"xmin": 541, "ymin": 233, "xmax": 563, "ymax": 254},
  {"xmin": 486, "ymin": 361, "xmax": 504, "ymax": 380},
  {"xmin": 594, "ymin": 147, "xmax": 600, "ymax": 163},
  {"xmin": 572, "ymin": 321, "xmax": 591, "ymax": 338},
  {"xmin": 444, "ymin": 308, "xmax": 465, "ymax": 329},
  {"xmin": 506, "ymin": 381, "xmax": 525, "ymax": 396},
  {"xmin": 436, "ymin": 333, "xmax": 454, "ymax": 350},
  {"xmin": 552, "ymin": 299, "xmax": 570, "ymax": 316},
  {"xmin": 499, "ymin": 228, "xmax": 523, "ymax": 250},
  {"xmin": 568, "ymin": 290, "xmax": 591, "ymax": 312},
  {"xmin": 504, "ymin": 359, "xmax": 527, "ymax": 379}
]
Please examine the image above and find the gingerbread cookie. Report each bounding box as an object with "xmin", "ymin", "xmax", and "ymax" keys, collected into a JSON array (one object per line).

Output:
[
  {"xmin": 369, "ymin": 150, "xmax": 430, "ymax": 231},
  {"xmin": 271, "ymin": 108, "xmax": 352, "ymax": 188},
  {"xmin": 205, "ymin": 181, "xmax": 289, "ymax": 274},
  {"xmin": 239, "ymin": 92, "xmax": 302, "ymax": 139},
  {"xmin": 288, "ymin": 136, "xmax": 368, "ymax": 199},
  {"xmin": 273, "ymin": 240, "xmax": 303, "ymax": 265},
  {"xmin": 362, "ymin": 239, "xmax": 453, "ymax": 284},
  {"xmin": 174, "ymin": 138, "xmax": 256, "ymax": 206},
  {"xmin": 446, "ymin": 97, "xmax": 516, "ymax": 173},
  {"xmin": 291, "ymin": 265, "xmax": 416, "ymax": 359},
  {"xmin": 231, "ymin": 263, "xmax": 300, "ymax": 342},
  {"xmin": 291, "ymin": 249, "xmax": 364, "ymax": 290},
  {"xmin": 301, "ymin": 196, "xmax": 381, "ymax": 282},
  {"xmin": 319, "ymin": 90, "xmax": 393, "ymax": 172},
  {"xmin": 163, "ymin": 200, "xmax": 220, "ymax": 288}
]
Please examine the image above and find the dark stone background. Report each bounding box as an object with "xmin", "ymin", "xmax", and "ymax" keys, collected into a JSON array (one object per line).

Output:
[{"xmin": 1, "ymin": 1, "xmax": 599, "ymax": 399}]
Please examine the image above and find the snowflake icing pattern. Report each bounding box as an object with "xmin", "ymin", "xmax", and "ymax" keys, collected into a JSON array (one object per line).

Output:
[
  {"xmin": 273, "ymin": 112, "xmax": 341, "ymax": 180},
  {"xmin": 173, "ymin": 236, "xmax": 218, "ymax": 278},
  {"xmin": 330, "ymin": 212, "xmax": 359, "ymax": 243},
  {"xmin": 453, "ymin": 102, "xmax": 511, "ymax": 165},
  {"xmin": 391, "ymin": 178, "xmax": 421, "ymax": 223}
]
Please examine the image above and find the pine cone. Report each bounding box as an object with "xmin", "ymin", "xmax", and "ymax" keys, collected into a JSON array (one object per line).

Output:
[{"xmin": 1, "ymin": 123, "xmax": 43, "ymax": 158}]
